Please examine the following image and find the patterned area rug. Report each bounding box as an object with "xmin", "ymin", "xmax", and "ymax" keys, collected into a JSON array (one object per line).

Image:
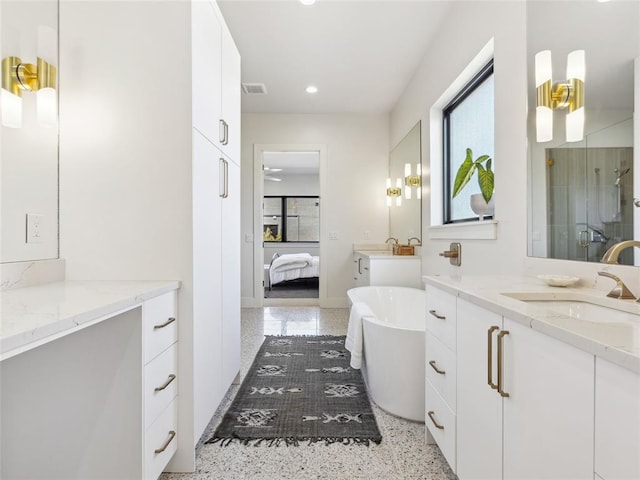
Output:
[{"xmin": 206, "ymin": 335, "xmax": 382, "ymax": 446}]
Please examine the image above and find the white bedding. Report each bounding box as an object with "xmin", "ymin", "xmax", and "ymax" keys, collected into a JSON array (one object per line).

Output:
[{"xmin": 269, "ymin": 254, "xmax": 320, "ymax": 286}]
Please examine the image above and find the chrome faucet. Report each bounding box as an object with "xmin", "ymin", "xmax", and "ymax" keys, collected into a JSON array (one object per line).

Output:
[
  {"xmin": 600, "ymin": 240, "xmax": 640, "ymax": 264},
  {"xmin": 597, "ymin": 271, "xmax": 636, "ymax": 300}
]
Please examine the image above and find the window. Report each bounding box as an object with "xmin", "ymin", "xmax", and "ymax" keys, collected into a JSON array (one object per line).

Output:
[
  {"xmin": 443, "ymin": 60, "xmax": 494, "ymax": 223},
  {"xmin": 263, "ymin": 196, "xmax": 319, "ymax": 242}
]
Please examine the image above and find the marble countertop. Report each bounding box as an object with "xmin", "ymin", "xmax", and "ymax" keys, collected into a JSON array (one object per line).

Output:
[
  {"xmin": 422, "ymin": 274, "xmax": 640, "ymax": 374},
  {"xmin": 1, "ymin": 280, "xmax": 180, "ymax": 361}
]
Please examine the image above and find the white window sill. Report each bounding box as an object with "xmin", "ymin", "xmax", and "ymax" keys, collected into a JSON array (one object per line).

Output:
[{"xmin": 428, "ymin": 220, "xmax": 498, "ymax": 240}]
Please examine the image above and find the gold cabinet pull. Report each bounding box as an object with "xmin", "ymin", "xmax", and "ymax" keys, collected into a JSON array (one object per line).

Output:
[
  {"xmin": 429, "ymin": 310, "xmax": 446, "ymax": 320},
  {"xmin": 427, "ymin": 411, "xmax": 444, "ymax": 430},
  {"xmin": 428, "ymin": 360, "xmax": 446, "ymax": 375},
  {"xmin": 153, "ymin": 317, "xmax": 176, "ymax": 329},
  {"xmin": 154, "ymin": 374, "xmax": 176, "ymax": 392},
  {"xmin": 497, "ymin": 330, "xmax": 510, "ymax": 397},
  {"xmin": 154, "ymin": 430, "xmax": 176, "ymax": 454},
  {"xmin": 487, "ymin": 326, "xmax": 500, "ymax": 390}
]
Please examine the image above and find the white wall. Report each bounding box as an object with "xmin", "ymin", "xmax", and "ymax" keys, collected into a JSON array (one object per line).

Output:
[
  {"xmin": 241, "ymin": 113, "xmax": 389, "ymax": 306},
  {"xmin": 58, "ymin": 1, "xmax": 199, "ymax": 470},
  {"xmin": 391, "ymin": 0, "xmax": 640, "ymax": 290},
  {"xmin": 264, "ymin": 173, "xmax": 319, "ymax": 196}
]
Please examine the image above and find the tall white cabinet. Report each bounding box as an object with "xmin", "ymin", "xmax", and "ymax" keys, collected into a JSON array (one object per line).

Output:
[
  {"xmin": 190, "ymin": 0, "xmax": 241, "ymax": 441},
  {"xmin": 59, "ymin": 0, "xmax": 241, "ymax": 474}
]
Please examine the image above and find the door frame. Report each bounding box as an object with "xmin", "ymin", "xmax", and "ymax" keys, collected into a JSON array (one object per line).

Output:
[{"xmin": 253, "ymin": 144, "xmax": 328, "ymax": 306}]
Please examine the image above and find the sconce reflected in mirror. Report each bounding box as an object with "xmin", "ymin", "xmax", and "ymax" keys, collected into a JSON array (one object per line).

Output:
[
  {"xmin": 386, "ymin": 178, "xmax": 402, "ymax": 207},
  {"xmin": 535, "ymin": 49, "xmax": 585, "ymax": 143},
  {"xmin": 404, "ymin": 163, "xmax": 421, "ymax": 199},
  {"xmin": 1, "ymin": 55, "xmax": 57, "ymax": 128}
]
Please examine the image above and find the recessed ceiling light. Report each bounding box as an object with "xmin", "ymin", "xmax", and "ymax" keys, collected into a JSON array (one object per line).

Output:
[
  {"xmin": 300, "ymin": 0, "xmax": 316, "ymax": 5},
  {"xmin": 305, "ymin": 85, "xmax": 318, "ymax": 94},
  {"xmin": 265, "ymin": 167, "xmax": 283, "ymax": 172}
]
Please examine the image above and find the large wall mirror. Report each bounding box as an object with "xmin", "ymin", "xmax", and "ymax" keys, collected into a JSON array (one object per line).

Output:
[
  {"xmin": 1, "ymin": 1, "xmax": 59, "ymax": 264},
  {"xmin": 389, "ymin": 121, "xmax": 422, "ymax": 243},
  {"xmin": 527, "ymin": 1, "xmax": 639, "ymax": 265}
]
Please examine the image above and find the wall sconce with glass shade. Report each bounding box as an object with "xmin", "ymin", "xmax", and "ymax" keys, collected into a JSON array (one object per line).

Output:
[
  {"xmin": 535, "ymin": 49, "xmax": 585, "ymax": 143},
  {"xmin": 404, "ymin": 163, "xmax": 421, "ymax": 199},
  {"xmin": 386, "ymin": 178, "xmax": 402, "ymax": 207}
]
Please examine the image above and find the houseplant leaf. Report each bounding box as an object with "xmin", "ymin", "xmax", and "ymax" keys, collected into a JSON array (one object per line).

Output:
[
  {"xmin": 452, "ymin": 148, "xmax": 476, "ymax": 198},
  {"xmin": 477, "ymin": 158, "xmax": 494, "ymax": 203}
]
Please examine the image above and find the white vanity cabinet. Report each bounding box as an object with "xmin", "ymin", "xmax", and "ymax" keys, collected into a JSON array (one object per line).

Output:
[
  {"xmin": 456, "ymin": 298, "xmax": 594, "ymax": 479},
  {"xmin": 143, "ymin": 291, "xmax": 179, "ymax": 480},
  {"xmin": 595, "ymin": 358, "xmax": 640, "ymax": 480},
  {"xmin": 353, "ymin": 252, "xmax": 421, "ymax": 288},
  {"xmin": 0, "ymin": 282, "xmax": 180, "ymax": 480},
  {"xmin": 424, "ymin": 286, "xmax": 457, "ymax": 471}
]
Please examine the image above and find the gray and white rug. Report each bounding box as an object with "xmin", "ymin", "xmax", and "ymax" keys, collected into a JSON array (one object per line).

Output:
[{"xmin": 206, "ymin": 335, "xmax": 382, "ymax": 446}]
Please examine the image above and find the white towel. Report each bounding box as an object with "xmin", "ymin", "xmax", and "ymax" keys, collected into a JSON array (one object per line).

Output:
[{"xmin": 345, "ymin": 302, "xmax": 374, "ymax": 369}]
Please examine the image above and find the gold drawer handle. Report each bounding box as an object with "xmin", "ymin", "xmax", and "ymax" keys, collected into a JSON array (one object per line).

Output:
[
  {"xmin": 428, "ymin": 360, "xmax": 446, "ymax": 375},
  {"xmin": 429, "ymin": 310, "xmax": 446, "ymax": 320},
  {"xmin": 153, "ymin": 317, "xmax": 176, "ymax": 329},
  {"xmin": 497, "ymin": 330, "xmax": 510, "ymax": 398},
  {"xmin": 487, "ymin": 326, "xmax": 500, "ymax": 390},
  {"xmin": 427, "ymin": 411, "xmax": 444, "ymax": 430},
  {"xmin": 154, "ymin": 374, "xmax": 176, "ymax": 392},
  {"xmin": 154, "ymin": 430, "xmax": 176, "ymax": 454}
]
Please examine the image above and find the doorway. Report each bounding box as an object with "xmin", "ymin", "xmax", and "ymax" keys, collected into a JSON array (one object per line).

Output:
[{"xmin": 253, "ymin": 145, "xmax": 327, "ymax": 306}]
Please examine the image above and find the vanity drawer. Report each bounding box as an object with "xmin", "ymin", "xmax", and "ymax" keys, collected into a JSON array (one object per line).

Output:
[
  {"xmin": 144, "ymin": 343, "xmax": 178, "ymax": 429},
  {"xmin": 143, "ymin": 291, "xmax": 177, "ymax": 363},
  {"xmin": 425, "ymin": 333, "xmax": 456, "ymax": 411},
  {"xmin": 426, "ymin": 379, "xmax": 456, "ymax": 473},
  {"xmin": 425, "ymin": 286, "xmax": 456, "ymax": 351},
  {"xmin": 145, "ymin": 400, "xmax": 178, "ymax": 480}
]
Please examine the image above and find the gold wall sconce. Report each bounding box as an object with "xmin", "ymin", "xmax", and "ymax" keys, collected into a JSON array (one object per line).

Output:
[
  {"xmin": 535, "ymin": 49, "xmax": 585, "ymax": 143},
  {"xmin": 386, "ymin": 178, "xmax": 402, "ymax": 207},
  {"xmin": 404, "ymin": 163, "xmax": 421, "ymax": 199},
  {"xmin": 2, "ymin": 56, "xmax": 57, "ymax": 128}
]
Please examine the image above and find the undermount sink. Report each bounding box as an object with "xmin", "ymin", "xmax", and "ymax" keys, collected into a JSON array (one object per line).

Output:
[{"xmin": 501, "ymin": 291, "xmax": 640, "ymax": 324}]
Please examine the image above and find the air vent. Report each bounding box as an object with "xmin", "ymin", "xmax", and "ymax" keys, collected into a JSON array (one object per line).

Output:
[{"xmin": 242, "ymin": 83, "xmax": 267, "ymax": 95}]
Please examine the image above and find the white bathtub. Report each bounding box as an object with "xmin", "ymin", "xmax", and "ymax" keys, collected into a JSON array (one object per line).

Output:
[{"xmin": 347, "ymin": 286, "xmax": 425, "ymax": 422}]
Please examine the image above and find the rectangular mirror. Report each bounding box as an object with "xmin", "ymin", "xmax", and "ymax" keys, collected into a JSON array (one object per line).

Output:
[
  {"xmin": 1, "ymin": 1, "xmax": 59, "ymax": 263},
  {"xmin": 527, "ymin": 0, "xmax": 639, "ymax": 265},
  {"xmin": 389, "ymin": 121, "xmax": 422, "ymax": 243}
]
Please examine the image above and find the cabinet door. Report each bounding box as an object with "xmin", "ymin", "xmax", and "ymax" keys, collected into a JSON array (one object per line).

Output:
[
  {"xmin": 221, "ymin": 155, "xmax": 241, "ymax": 389},
  {"xmin": 503, "ymin": 317, "xmax": 594, "ymax": 480},
  {"xmin": 219, "ymin": 23, "xmax": 241, "ymax": 161},
  {"xmin": 192, "ymin": 130, "xmax": 223, "ymax": 438},
  {"xmin": 456, "ymin": 299, "xmax": 503, "ymax": 479},
  {"xmin": 191, "ymin": 0, "xmax": 221, "ymax": 144},
  {"xmin": 353, "ymin": 254, "xmax": 369, "ymax": 287},
  {"xmin": 595, "ymin": 358, "xmax": 640, "ymax": 480}
]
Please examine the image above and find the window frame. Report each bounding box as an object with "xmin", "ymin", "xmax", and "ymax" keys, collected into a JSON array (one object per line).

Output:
[
  {"xmin": 442, "ymin": 59, "xmax": 494, "ymax": 224},
  {"xmin": 263, "ymin": 195, "xmax": 320, "ymax": 243}
]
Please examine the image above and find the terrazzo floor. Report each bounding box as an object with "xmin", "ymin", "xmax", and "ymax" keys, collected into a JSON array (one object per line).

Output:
[{"xmin": 161, "ymin": 306, "xmax": 456, "ymax": 480}]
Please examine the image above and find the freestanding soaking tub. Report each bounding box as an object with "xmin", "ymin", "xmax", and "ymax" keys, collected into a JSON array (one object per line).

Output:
[{"xmin": 347, "ymin": 286, "xmax": 425, "ymax": 422}]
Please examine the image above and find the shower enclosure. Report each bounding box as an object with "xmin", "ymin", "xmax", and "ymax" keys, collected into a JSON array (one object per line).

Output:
[{"xmin": 546, "ymin": 146, "xmax": 634, "ymax": 264}]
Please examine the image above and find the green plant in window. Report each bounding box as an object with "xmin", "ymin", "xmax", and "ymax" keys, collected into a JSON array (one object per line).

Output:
[{"xmin": 452, "ymin": 148, "xmax": 494, "ymax": 203}]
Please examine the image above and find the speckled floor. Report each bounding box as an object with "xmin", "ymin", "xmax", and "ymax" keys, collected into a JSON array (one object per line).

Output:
[{"xmin": 161, "ymin": 307, "xmax": 456, "ymax": 480}]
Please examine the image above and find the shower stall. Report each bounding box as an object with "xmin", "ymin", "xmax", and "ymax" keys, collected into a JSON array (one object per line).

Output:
[{"xmin": 546, "ymin": 146, "xmax": 634, "ymax": 264}]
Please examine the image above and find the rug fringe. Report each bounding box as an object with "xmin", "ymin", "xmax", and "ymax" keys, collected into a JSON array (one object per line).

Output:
[{"xmin": 206, "ymin": 436, "xmax": 382, "ymax": 447}]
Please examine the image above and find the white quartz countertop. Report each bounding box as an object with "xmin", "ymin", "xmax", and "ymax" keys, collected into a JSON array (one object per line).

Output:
[
  {"xmin": 1, "ymin": 280, "xmax": 180, "ymax": 361},
  {"xmin": 422, "ymin": 274, "xmax": 640, "ymax": 374},
  {"xmin": 354, "ymin": 250, "xmax": 420, "ymax": 259}
]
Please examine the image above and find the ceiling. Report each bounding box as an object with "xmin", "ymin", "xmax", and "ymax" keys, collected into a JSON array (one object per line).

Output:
[
  {"xmin": 218, "ymin": 0, "xmax": 453, "ymax": 114},
  {"xmin": 263, "ymin": 151, "xmax": 320, "ymax": 177}
]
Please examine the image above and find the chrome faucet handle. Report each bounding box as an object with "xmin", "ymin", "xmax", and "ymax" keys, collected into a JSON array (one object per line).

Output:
[{"xmin": 597, "ymin": 271, "xmax": 637, "ymax": 300}]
